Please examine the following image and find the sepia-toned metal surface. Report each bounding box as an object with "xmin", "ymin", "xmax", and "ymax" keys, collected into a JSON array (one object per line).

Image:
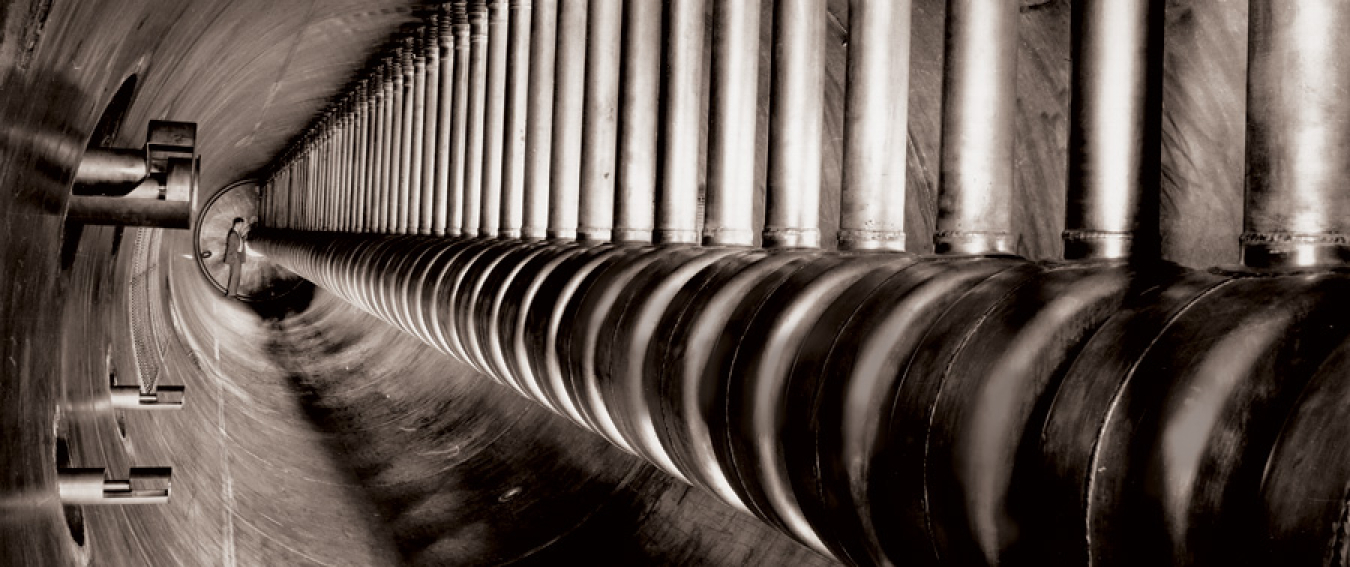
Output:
[{"xmin": 8, "ymin": 0, "xmax": 1349, "ymax": 566}]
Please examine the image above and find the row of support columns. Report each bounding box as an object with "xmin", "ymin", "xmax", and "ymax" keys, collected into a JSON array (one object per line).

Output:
[{"xmin": 253, "ymin": 0, "xmax": 1350, "ymax": 565}]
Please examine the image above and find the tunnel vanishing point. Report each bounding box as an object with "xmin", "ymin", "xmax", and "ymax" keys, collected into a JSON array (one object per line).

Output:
[{"xmin": 4, "ymin": 0, "xmax": 1350, "ymax": 565}]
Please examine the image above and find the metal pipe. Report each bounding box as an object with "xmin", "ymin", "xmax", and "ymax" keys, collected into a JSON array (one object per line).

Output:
[
  {"xmin": 613, "ymin": 0, "xmax": 659, "ymax": 244},
  {"xmin": 1064, "ymin": 0, "xmax": 1162, "ymax": 260},
  {"xmin": 1243, "ymin": 0, "xmax": 1350, "ymax": 268},
  {"xmin": 482, "ymin": 0, "xmax": 511, "ymax": 237},
  {"xmin": 578, "ymin": 0, "xmax": 621, "ymax": 243},
  {"xmin": 501, "ymin": 0, "xmax": 534, "ymax": 239},
  {"xmin": 435, "ymin": 9, "xmax": 455, "ymax": 236},
  {"xmin": 372, "ymin": 67, "xmax": 388, "ymax": 233},
  {"xmin": 410, "ymin": 33, "xmax": 429, "ymax": 235},
  {"xmin": 66, "ymin": 197, "xmax": 191, "ymax": 229},
  {"xmin": 451, "ymin": 3, "xmax": 472, "ymax": 237},
  {"xmin": 764, "ymin": 0, "xmax": 823, "ymax": 249},
  {"xmin": 523, "ymin": 0, "xmax": 558, "ymax": 240},
  {"xmin": 399, "ymin": 38, "xmax": 418, "ymax": 234},
  {"xmin": 422, "ymin": 22, "xmax": 440, "ymax": 235},
  {"xmin": 839, "ymin": 0, "xmax": 911, "ymax": 252},
  {"xmin": 935, "ymin": 0, "xmax": 1018, "ymax": 256},
  {"xmin": 464, "ymin": 2, "xmax": 488, "ymax": 236},
  {"xmin": 548, "ymin": 0, "xmax": 587, "ymax": 240},
  {"xmin": 73, "ymin": 148, "xmax": 148, "ymax": 189},
  {"xmin": 656, "ymin": 0, "xmax": 705, "ymax": 245},
  {"xmin": 382, "ymin": 56, "xmax": 399, "ymax": 233},
  {"xmin": 703, "ymin": 0, "xmax": 759, "ymax": 247},
  {"xmin": 358, "ymin": 81, "xmax": 373, "ymax": 233},
  {"xmin": 342, "ymin": 107, "xmax": 351, "ymax": 231}
]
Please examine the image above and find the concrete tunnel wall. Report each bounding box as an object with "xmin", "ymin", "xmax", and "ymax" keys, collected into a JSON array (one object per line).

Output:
[{"xmin": 0, "ymin": 0, "xmax": 1251, "ymax": 564}]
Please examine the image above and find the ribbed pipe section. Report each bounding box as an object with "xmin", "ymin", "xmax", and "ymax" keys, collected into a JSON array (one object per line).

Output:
[{"xmin": 253, "ymin": 230, "xmax": 1350, "ymax": 566}]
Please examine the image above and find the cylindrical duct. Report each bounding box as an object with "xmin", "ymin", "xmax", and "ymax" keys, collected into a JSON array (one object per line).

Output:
[
  {"xmin": 1243, "ymin": 0, "xmax": 1350, "ymax": 268},
  {"xmin": 464, "ymin": 2, "xmax": 489, "ymax": 236},
  {"xmin": 614, "ymin": 0, "xmax": 661, "ymax": 244},
  {"xmin": 482, "ymin": 0, "xmax": 510, "ymax": 237},
  {"xmin": 434, "ymin": 8, "xmax": 455, "ymax": 236},
  {"xmin": 656, "ymin": 0, "xmax": 706, "ymax": 245},
  {"xmin": 409, "ymin": 34, "xmax": 428, "ymax": 235},
  {"xmin": 450, "ymin": 2, "xmax": 472, "ymax": 236},
  {"xmin": 500, "ymin": 0, "xmax": 533, "ymax": 239},
  {"xmin": 839, "ymin": 0, "xmax": 911, "ymax": 252},
  {"xmin": 399, "ymin": 39, "xmax": 417, "ymax": 234},
  {"xmin": 523, "ymin": 0, "xmax": 557, "ymax": 240},
  {"xmin": 1064, "ymin": 0, "xmax": 1163, "ymax": 260},
  {"xmin": 703, "ymin": 0, "xmax": 759, "ymax": 247},
  {"xmin": 578, "ymin": 0, "xmax": 621, "ymax": 243},
  {"xmin": 548, "ymin": 0, "xmax": 588, "ymax": 240},
  {"xmin": 421, "ymin": 22, "xmax": 440, "ymax": 235},
  {"xmin": 935, "ymin": 0, "xmax": 1017, "ymax": 255},
  {"xmin": 764, "ymin": 0, "xmax": 823, "ymax": 249}
]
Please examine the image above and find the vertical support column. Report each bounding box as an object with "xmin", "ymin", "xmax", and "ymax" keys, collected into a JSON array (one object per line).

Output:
[
  {"xmin": 450, "ymin": 3, "xmax": 472, "ymax": 237},
  {"xmin": 482, "ymin": 0, "xmax": 511, "ymax": 237},
  {"xmin": 704, "ymin": 0, "xmax": 759, "ymax": 247},
  {"xmin": 501, "ymin": 0, "xmax": 534, "ymax": 239},
  {"xmin": 1242, "ymin": 0, "xmax": 1350, "ymax": 268},
  {"xmin": 579, "ymin": 0, "xmax": 621, "ymax": 243},
  {"xmin": 548, "ymin": 0, "xmax": 587, "ymax": 240},
  {"xmin": 764, "ymin": 0, "xmax": 823, "ymax": 249},
  {"xmin": 839, "ymin": 0, "xmax": 911, "ymax": 252},
  {"xmin": 421, "ymin": 21, "xmax": 440, "ymax": 236},
  {"xmin": 409, "ymin": 33, "xmax": 429, "ymax": 235},
  {"xmin": 435, "ymin": 8, "xmax": 456, "ymax": 236},
  {"xmin": 614, "ymin": 0, "xmax": 660, "ymax": 244},
  {"xmin": 464, "ymin": 1, "xmax": 488, "ymax": 236},
  {"xmin": 935, "ymin": 0, "xmax": 1018, "ymax": 255},
  {"xmin": 1064, "ymin": 0, "xmax": 1162, "ymax": 260},
  {"xmin": 523, "ymin": 0, "xmax": 558, "ymax": 240}
]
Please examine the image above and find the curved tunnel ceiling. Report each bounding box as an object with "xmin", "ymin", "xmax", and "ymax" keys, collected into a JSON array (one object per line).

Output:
[{"xmin": 0, "ymin": 0, "xmax": 1268, "ymax": 565}]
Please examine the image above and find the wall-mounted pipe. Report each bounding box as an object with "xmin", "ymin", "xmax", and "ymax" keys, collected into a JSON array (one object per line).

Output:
[
  {"xmin": 464, "ymin": 1, "xmax": 489, "ymax": 236},
  {"xmin": 399, "ymin": 36, "xmax": 419, "ymax": 234},
  {"xmin": 613, "ymin": 0, "xmax": 659, "ymax": 244},
  {"xmin": 421, "ymin": 22, "xmax": 440, "ymax": 235},
  {"xmin": 764, "ymin": 0, "xmax": 823, "ymax": 249},
  {"xmin": 548, "ymin": 0, "xmax": 587, "ymax": 240},
  {"xmin": 501, "ymin": 1, "xmax": 533, "ymax": 239},
  {"xmin": 1242, "ymin": 0, "xmax": 1350, "ymax": 268},
  {"xmin": 935, "ymin": 0, "xmax": 1017, "ymax": 255},
  {"xmin": 578, "ymin": 0, "xmax": 621, "ymax": 243},
  {"xmin": 839, "ymin": 0, "xmax": 911, "ymax": 252},
  {"xmin": 409, "ymin": 32, "xmax": 429, "ymax": 235},
  {"xmin": 523, "ymin": 0, "xmax": 558, "ymax": 240},
  {"xmin": 656, "ymin": 0, "xmax": 705, "ymax": 245},
  {"xmin": 482, "ymin": 0, "xmax": 510, "ymax": 237},
  {"xmin": 1064, "ymin": 0, "xmax": 1163, "ymax": 260},
  {"xmin": 703, "ymin": 0, "xmax": 759, "ymax": 247},
  {"xmin": 451, "ymin": 3, "xmax": 472, "ymax": 237}
]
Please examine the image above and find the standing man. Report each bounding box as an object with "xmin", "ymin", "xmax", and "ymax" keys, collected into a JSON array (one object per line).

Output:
[{"xmin": 224, "ymin": 217, "xmax": 247, "ymax": 298}]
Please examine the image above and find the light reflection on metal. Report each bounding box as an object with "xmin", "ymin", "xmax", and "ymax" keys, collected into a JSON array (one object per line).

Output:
[
  {"xmin": 935, "ymin": 0, "xmax": 1017, "ymax": 256},
  {"xmin": 703, "ymin": 0, "xmax": 759, "ymax": 247},
  {"xmin": 1064, "ymin": 0, "xmax": 1163, "ymax": 260},
  {"xmin": 764, "ymin": 0, "xmax": 823, "ymax": 249},
  {"xmin": 1242, "ymin": 0, "xmax": 1350, "ymax": 268},
  {"xmin": 839, "ymin": 0, "xmax": 911, "ymax": 252}
]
